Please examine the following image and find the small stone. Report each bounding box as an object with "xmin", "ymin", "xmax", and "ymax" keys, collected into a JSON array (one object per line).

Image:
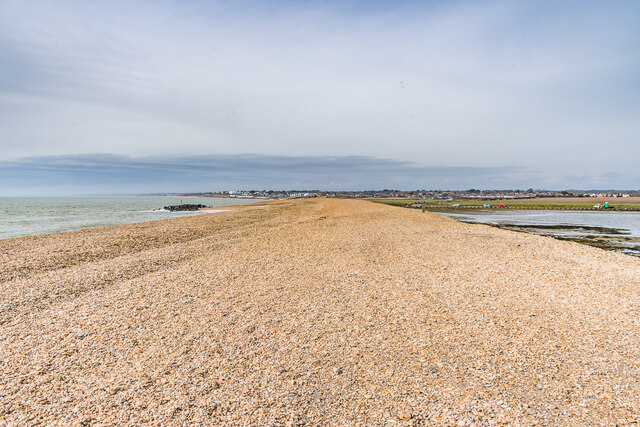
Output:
[{"xmin": 399, "ymin": 409, "xmax": 412, "ymax": 421}]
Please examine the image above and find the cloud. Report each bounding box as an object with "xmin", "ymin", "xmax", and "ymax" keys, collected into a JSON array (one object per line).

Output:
[
  {"xmin": 2, "ymin": 153, "xmax": 636, "ymax": 196},
  {"xmin": 0, "ymin": 1, "xmax": 638, "ymax": 188},
  {"xmin": 0, "ymin": 153, "xmax": 533, "ymax": 196}
]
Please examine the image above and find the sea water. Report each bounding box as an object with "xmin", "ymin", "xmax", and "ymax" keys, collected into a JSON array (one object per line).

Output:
[
  {"xmin": 439, "ymin": 209, "xmax": 640, "ymax": 256},
  {"xmin": 0, "ymin": 196, "xmax": 259, "ymax": 240}
]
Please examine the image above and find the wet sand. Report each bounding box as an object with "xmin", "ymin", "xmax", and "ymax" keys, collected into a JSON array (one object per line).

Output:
[{"xmin": 1, "ymin": 198, "xmax": 639, "ymax": 424}]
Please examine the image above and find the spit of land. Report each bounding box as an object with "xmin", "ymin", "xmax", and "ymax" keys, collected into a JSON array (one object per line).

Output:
[{"xmin": 1, "ymin": 198, "xmax": 639, "ymax": 424}]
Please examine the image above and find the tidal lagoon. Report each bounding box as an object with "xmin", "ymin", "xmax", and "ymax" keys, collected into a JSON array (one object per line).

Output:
[{"xmin": 440, "ymin": 209, "xmax": 640, "ymax": 256}]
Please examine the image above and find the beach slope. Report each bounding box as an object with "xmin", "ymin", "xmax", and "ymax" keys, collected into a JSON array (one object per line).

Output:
[{"xmin": 1, "ymin": 198, "xmax": 639, "ymax": 424}]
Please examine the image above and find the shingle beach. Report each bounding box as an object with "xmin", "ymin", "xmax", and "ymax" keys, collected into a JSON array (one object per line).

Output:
[{"xmin": 1, "ymin": 198, "xmax": 640, "ymax": 425}]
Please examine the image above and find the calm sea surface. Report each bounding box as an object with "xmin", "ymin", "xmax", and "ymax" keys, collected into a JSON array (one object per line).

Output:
[
  {"xmin": 0, "ymin": 196, "xmax": 259, "ymax": 240},
  {"xmin": 439, "ymin": 209, "xmax": 640, "ymax": 256}
]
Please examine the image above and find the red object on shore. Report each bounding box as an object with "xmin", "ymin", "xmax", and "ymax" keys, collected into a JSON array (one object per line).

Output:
[{"xmin": 499, "ymin": 204, "xmax": 506, "ymax": 208}]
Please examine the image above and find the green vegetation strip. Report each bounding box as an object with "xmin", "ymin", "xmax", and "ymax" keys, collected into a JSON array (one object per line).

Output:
[{"xmin": 372, "ymin": 199, "xmax": 640, "ymax": 211}]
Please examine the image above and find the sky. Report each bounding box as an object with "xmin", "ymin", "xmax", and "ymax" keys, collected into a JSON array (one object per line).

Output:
[{"xmin": 1, "ymin": 0, "xmax": 639, "ymax": 195}]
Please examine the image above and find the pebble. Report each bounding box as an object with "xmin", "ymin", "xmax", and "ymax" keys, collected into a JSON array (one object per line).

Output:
[{"xmin": 1, "ymin": 198, "xmax": 639, "ymax": 424}]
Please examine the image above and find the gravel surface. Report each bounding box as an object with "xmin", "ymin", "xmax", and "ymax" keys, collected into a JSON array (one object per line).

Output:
[{"xmin": 1, "ymin": 198, "xmax": 639, "ymax": 425}]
